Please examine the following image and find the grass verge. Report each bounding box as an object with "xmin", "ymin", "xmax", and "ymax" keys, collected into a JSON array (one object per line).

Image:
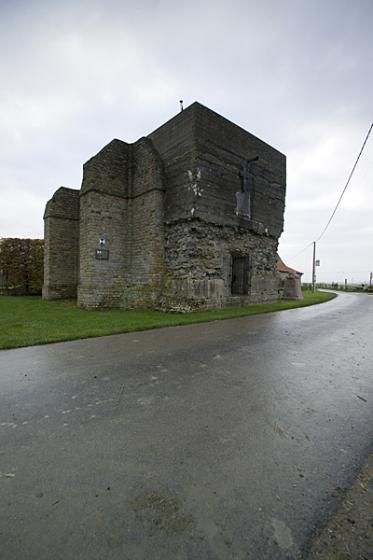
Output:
[{"xmin": 0, "ymin": 290, "xmax": 336, "ymax": 350}]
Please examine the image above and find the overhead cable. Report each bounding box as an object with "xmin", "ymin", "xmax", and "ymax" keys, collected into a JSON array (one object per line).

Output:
[
  {"xmin": 290, "ymin": 241, "xmax": 314, "ymax": 259},
  {"xmin": 315, "ymin": 122, "xmax": 373, "ymax": 242}
]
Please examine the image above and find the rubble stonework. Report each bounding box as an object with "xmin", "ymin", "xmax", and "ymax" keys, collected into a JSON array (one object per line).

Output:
[
  {"xmin": 43, "ymin": 102, "xmax": 286, "ymax": 310},
  {"xmin": 161, "ymin": 221, "xmax": 278, "ymax": 311}
]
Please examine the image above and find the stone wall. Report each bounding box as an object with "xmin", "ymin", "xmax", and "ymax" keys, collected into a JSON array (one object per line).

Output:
[
  {"xmin": 121, "ymin": 139, "xmax": 165, "ymax": 309},
  {"xmin": 43, "ymin": 187, "xmax": 79, "ymax": 299},
  {"xmin": 78, "ymin": 140, "xmax": 131, "ymax": 308},
  {"xmin": 78, "ymin": 190, "xmax": 129, "ymax": 308},
  {"xmin": 78, "ymin": 138, "xmax": 165, "ymax": 309},
  {"xmin": 161, "ymin": 220, "xmax": 278, "ymax": 311},
  {"xmin": 81, "ymin": 139, "xmax": 131, "ymax": 198}
]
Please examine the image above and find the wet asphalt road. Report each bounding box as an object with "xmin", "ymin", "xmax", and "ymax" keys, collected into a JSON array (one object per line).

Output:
[{"xmin": 0, "ymin": 292, "xmax": 373, "ymax": 560}]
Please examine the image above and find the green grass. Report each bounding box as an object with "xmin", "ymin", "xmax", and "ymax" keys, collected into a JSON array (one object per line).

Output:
[{"xmin": 0, "ymin": 290, "xmax": 336, "ymax": 350}]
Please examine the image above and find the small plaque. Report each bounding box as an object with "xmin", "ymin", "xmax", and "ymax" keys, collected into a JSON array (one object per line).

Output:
[{"xmin": 95, "ymin": 249, "xmax": 109, "ymax": 260}]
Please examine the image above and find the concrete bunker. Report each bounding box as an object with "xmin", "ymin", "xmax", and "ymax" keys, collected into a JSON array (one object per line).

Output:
[{"xmin": 43, "ymin": 102, "xmax": 286, "ymax": 310}]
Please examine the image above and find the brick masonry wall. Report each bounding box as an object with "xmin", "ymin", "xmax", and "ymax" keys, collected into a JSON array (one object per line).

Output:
[
  {"xmin": 78, "ymin": 139, "xmax": 131, "ymax": 308},
  {"xmin": 78, "ymin": 138, "xmax": 165, "ymax": 309},
  {"xmin": 43, "ymin": 187, "xmax": 79, "ymax": 299},
  {"xmin": 81, "ymin": 139, "xmax": 131, "ymax": 198},
  {"xmin": 78, "ymin": 190, "xmax": 129, "ymax": 308},
  {"xmin": 122, "ymin": 139, "xmax": 165, "ymax": 308}
]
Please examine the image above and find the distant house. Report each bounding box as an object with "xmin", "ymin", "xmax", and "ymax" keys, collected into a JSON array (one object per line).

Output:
[
  {"xmin": 275, "ymin": 255, "xmax": 303, "ymax": 280},
  {"xmin": 275, "ymin": 255, "xmax": 303, "ymax": 299}
]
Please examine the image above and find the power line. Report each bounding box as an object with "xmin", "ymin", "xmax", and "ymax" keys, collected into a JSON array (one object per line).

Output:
[
  {"xmin": 315, "ymin": 122, "xmax": 373, "ymax": 242},
  {"xmin": 290, "ymin": 241, "xmax": 314, "ymax": 259},
  {"xmin": 288, "ymin": 122, "xmax": 372, "ymax": 274},
  {"xmin": 309, "ymin": 123, "xmax": 373, "ymax": 290}
]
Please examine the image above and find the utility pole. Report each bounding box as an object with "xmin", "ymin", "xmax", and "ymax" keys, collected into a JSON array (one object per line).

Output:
[{"xmin": 312, "ymin": 241, "xmax": 316, "ymax": 292}]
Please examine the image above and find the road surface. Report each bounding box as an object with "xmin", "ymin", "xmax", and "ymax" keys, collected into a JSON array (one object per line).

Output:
[{"xmin": 1, "ymin": 292, "xmax": 372, "ymax": 559}]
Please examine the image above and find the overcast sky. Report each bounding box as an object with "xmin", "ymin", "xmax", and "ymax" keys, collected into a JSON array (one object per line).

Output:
[{"xmin": 1, "ymin": 0, "xmax": 372, "ymax": 283}]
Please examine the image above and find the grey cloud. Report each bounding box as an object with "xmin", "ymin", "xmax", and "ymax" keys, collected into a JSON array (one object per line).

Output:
[{"xmin": 1, "ymin": 0, "xmax": 372, "ymax": 282}]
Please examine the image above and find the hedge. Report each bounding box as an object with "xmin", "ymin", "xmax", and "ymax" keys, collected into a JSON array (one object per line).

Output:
[{"xmin": 0, "ymin": 238, "xmax": 44, "ymax": 295}]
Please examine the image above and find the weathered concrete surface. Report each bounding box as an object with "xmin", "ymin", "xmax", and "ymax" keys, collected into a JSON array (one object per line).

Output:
[
  {"xmin": 305, "ymin": 452, "xmax": 373, "ymax": 559},
  {"xmin": 0, "ymin": 292, "xmax": 372, "ymax": 559}
]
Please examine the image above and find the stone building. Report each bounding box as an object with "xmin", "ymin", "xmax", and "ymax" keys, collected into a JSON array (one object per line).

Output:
[
  {"xmin": 275, "ymin": 255, "xmax": 303, "ymax": 300},
  {"xmin": 43, "ymin": 102, "xmax": 286, "ymax": 310}
]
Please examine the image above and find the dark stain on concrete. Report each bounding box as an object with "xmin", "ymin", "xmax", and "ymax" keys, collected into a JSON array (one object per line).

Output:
[{"xmin": 131, "ymin": 492, "xmax": 194, "ymax": 536}]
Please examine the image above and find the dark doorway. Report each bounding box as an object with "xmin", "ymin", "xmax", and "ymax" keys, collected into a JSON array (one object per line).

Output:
[{"xmin": 231, "ymin": 255, "xmax": 250, "ymax": 295}]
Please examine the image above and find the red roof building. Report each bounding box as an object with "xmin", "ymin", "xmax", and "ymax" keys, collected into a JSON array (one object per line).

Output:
[{"xmin": 275, "ymin": 255, "xmax": 303, "ymax": 278}]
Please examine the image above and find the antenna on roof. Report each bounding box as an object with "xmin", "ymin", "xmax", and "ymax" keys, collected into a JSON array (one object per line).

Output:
[{"xmin": 179, "ymin": 99, "xmax": 184, "ymax": 112}]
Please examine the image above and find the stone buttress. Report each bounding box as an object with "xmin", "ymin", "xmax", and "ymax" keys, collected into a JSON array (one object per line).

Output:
[
  {"xmin": 43, "ymin": 187, "xmax": 80, "ymax": 299},
  {"xmin": 78, "ymin": 138, "xmax": 165, "ymax": 309}
]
